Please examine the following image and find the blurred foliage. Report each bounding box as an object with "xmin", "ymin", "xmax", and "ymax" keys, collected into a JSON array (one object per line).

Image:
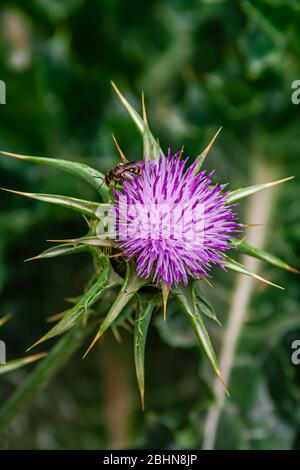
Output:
[{"xmin": 0, "ymin": 0, "xmax": 299, "ymax": 450}]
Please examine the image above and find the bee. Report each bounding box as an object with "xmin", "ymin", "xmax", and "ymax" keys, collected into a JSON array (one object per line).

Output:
[{"xmin": 104, "ymin": 161, "xmax": 143, "ymax": 186}]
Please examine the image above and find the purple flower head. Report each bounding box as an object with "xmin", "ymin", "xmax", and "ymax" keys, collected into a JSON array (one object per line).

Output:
[{"xmin": 113, "ymin": 151, "xmax": 240, "ymax": 287}]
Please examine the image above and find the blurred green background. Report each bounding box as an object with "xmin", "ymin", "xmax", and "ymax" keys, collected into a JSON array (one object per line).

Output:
[{"xmin": 0, "ymin": 0, "xmax": 300, "ymax": 450}]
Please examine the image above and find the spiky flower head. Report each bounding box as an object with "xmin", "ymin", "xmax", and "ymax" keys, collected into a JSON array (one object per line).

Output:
[
  {"xmin": 1, "ymin": 83, "xmax": 294, "ymax": 408},
  {"xmin": 113, "ymin": 151, "xmax": 240, "ymax": 287}
]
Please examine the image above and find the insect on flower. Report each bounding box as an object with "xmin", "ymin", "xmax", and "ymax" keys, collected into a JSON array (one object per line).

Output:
[
  {"xmin": 104, "ymin": 160, "xmax": 144, "ymax": 186},
  {"xmin": 97, "ymin": 135, "xmax": 144, "ymax": 188}
]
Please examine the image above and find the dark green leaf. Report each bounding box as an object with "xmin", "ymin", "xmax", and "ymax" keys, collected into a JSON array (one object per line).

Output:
[
  {"xmin": 28, "ymin": 256, "xmax": 111, "ymax": 347},
  {"xmin": 84, "ymin": 264, "xmax": 147, "ymax": 356},
  {"xmin": 134, "ymin": 298, "xmax": 155, "ymax": 408},
  {"xmin": 194, "ymin": 284, "xmax": 221, "ymax": 326},
  {"xmin": 0, "ymin": 150, "xmax": 110, "ymax": 200},
  {"xmin": 25, "ymin": 243, "xmax": 92, "ymax": 262},
  {"xmin": 48, "ymin": 236, "xmax": 114, "ymax": 247},
  {"xmin": 175, "ymin": 284, "xmax": 228, "ymax": 393},
  {"xmin": 1, "ymin": 188, "xmax": 103, "ymax": 219}
]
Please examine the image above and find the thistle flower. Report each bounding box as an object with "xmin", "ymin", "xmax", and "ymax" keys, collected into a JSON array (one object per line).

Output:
[
  {"xmin": 0, "ymin": 83, "xmax": 296, "ymax": 412},
  {"xmin": 114, "ymin": 152, "xmax": 240, "ymax": 287}
]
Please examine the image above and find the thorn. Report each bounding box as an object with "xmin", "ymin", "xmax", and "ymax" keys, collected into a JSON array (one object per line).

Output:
[
  {"xmin": 111, "ymin": 81, "xmax": 127, "ymax": 109},
  {"xmin": 201, "ymin": 275, "xmax": 213, "ymax": 287},
  {"xmin": 82, "ymin": 332, "xmax": 102, "ymax": 358},
  {"xmin": 225, "ymin": 257, "xmax": 285, "ymax": 289},
  {"xmin": 24, "ymin": 254, "xmax": 41, "ymax": 262},
  {"xmin": 47, "ymin": 238, "xmax": 77, "ymax": 243},
  {"xmin": 25, "ymin": 352, "xmax": 48, "ymax": 363},
  {"xmin": 141, "ymin": 91, "xmax": 148, "ymax": 125},
  {"xmin": 111, "ymin": 134, "xmax": 128, "ymax": 163},
  {"xmin": 204, "ymin": 127, "xmax": 222, "ymax": 156},
  {"xmin": 286, "ymin": 265, "xmax": 300, "ymax": 274},
  {"xmin": 254, "ymin": 273, "xmax": 284, "ymax": 290},
  {"xmin": 178, "ymin": 146, "xmax": 184, "ymax": 159},
  {"xmin": 161, "ymin": 281, "xmax": 170, "ymax": 321},
  {"xmin": 242, "ymin": 223, "xmax": 264, "ymax": 228},
  {"xmin": 111, "ymin": 81, "xmax": 144, "ymax": 133},
  {"xmin": 26, "ymin": 336, "xmax": 46, "ymax": 352},
  {"xmin": 0, "ymin": 150, "xmax": 28, "ymax": 159},
  {"xmin": 217, "ymin": 369, "xmax": 230, "ymax": 397},
  {"xmin": 266, "ymin": 176, "xmax": 294, "ymax": 188},
  {"xmin": 0, "ymin": 187, "xmax": 30, "ymax": 197},
  {"xmin": 197, "ymin": 127, "xmax": 222, "ymax": 161}
]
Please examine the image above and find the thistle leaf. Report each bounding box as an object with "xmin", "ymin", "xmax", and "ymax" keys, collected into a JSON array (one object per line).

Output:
[
  {"xmin": 0, "ymin": 353, "xmax": 47, "ymax": 375},
  {"xmin": 226, "ymin": 176, "xmax": 294, "ymax": 203},
  {"xmin": 194, "ymin": 284, "xmax": 221, "ymax": 326},
  {"xmin": 111, "ymin": 82, "xmax": 164, "ymax": 161},
  {"xmin": 47, "ymin": 236, "xmax": 114, "ymax": 247},
  {"xmin": 223, "ymin": 255, "xmax": 284, "ymax": 289},
  {"xmin": 231, "ymin": 239, "xmax": 299, "ymax": 274},
  {"xmin": 0, "ymin": 150, "xmax": 109, "ymax": 200},
  {"xmin": 25, "ymin": 243, "xmax": 92, "ymax": 262},
  {"xmin": 175, "ymin": 284, "xmax": 228, "ymax": 393},
  {"xmin": 84, "ymin": 264, "xmax": 147, "ymax": 356},
  {"xmin": 1, "ymin": 188, "xmax": 104, "ymax": 219},
  {"xmin": 134, "ymin": 298, "xmax": 155, "ymax": 409},
  {"xmin": 111, "ymin": 81, "xmax": 144, "ymax": 133},
  {"xmin": 27, "ymin": 257, "xmax": 111, "ymax": 349}
]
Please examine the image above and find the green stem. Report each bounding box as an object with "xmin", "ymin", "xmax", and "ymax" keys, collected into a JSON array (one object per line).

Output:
[{"xmin": 0, "ymin": 321, "xmax": 95, "ymax": 431}]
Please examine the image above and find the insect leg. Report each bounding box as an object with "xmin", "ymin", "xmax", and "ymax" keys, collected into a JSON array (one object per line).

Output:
[{"xmin": 92, "ymin": 175, "xmax": 105, "ymax": 190}]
